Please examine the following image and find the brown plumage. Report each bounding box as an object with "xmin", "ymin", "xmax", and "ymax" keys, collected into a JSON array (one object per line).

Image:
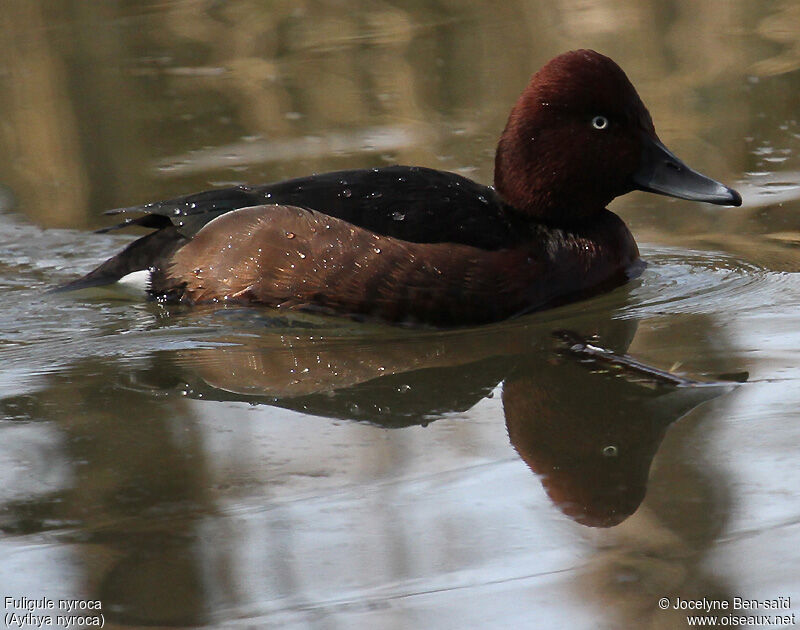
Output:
[{"xmin": 155, "ymin": 205, "xmax": 638, "ymax": 327}]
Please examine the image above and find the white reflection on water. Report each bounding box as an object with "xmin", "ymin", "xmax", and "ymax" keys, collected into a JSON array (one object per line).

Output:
[{"xmin": 737, "ymin": 171, "xmax": 800, "ymax": 208}]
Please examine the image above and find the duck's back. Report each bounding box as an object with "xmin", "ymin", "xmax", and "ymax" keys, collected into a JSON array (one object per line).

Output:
[{"xmin": 108, "ymin": 166, "xmax": 530, "ymax": 250}]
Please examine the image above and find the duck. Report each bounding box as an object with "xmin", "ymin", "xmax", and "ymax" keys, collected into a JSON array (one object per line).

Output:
[{"xmin": 59, "ymin": 49, "xmax": 741, "ymax": 327}]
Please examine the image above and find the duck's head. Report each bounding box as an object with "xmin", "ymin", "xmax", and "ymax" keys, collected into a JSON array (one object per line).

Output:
[{"xmin": 494, "ymin": 49, "xmax": 741, "ymax": 222}]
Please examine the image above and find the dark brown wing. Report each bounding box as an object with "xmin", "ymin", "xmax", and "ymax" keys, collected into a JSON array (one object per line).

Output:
[{"xmin": 158, "ymin": 205, "xmax": 545, "ymax": 326}]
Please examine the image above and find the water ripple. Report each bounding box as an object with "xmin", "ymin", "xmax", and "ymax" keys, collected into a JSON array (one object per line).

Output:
[{"xmin": 625, "ymin": 245, "xmax": 798, "ymax": 318}]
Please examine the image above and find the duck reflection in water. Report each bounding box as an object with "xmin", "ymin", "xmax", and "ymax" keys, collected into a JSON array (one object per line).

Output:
[
  {"xmin": 164, "ymin": 309, "xmax": 732, "ymax": 528},
  {"xmin": 502, "ymin": 349, "xmax": 726, "ymax": 527}
]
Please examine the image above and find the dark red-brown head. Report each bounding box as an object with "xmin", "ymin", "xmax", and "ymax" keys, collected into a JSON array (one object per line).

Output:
[{"xmin": 495, "ymin": 49, "xmax": 741, "ymax": 223}]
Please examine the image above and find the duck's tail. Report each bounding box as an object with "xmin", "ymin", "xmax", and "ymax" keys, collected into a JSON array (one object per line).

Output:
[
  {"xmin": 52, "ymin": 225, "xmax": 187, "ymax": 293},
  {"xmin": 53, "ymin": 185, "xmax": 259, "ymax": 294}
]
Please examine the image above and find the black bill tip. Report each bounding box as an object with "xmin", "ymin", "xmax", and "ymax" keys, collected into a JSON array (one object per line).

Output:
[
  {"xmin": 633, "ymin": 136, "xmax": 742, "ymax": 207},
  {"xmin": 722, "ymin": 186, "xmax": 742, "ymax": 207}
]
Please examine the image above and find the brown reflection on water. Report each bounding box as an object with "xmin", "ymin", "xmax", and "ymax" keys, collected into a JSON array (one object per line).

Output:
[
  {"xmin": 0, "ymin": 2, "xmax": 147, "ymax": 226},
  {"xmin": 0, "ymin": 2, "xmax": 89, "ymax": 225},
  {"xmin": 171, "ymin": 310, "xmax": 729, "ymax": 529},
  {"xmin": 502, "ymin": 356, "xmax": 724, "ymax": 528}
]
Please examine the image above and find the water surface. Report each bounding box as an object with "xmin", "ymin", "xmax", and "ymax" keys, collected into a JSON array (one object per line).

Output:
[{"xmin": 2, "ymin": 1, "xmax": 800, "ymax": 628}]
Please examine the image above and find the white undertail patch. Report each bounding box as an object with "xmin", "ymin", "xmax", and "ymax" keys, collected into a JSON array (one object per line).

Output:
[{"xmin": 116, "ymin": 269, "xmax": 152, "ymax": 295}]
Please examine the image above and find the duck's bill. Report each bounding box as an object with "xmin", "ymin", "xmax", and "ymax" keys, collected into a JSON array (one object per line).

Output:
[{"xmin": 632, "ymin": 136, "xmax": 742, "ymax": 207}]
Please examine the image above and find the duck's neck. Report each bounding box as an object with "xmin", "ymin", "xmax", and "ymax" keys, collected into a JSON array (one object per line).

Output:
[{"xmin": 494, "ymin": 144, "xmax": 612, "ymax": 224}]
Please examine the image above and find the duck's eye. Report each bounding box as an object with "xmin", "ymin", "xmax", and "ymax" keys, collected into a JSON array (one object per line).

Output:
[{"xmin": 592, "ymin": 115, "xmax": 609, "ymax": 130}]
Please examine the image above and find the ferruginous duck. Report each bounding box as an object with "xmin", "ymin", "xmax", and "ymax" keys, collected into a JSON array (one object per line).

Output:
[{"xmin": 59, "ymin": 49, "xmax": 741, "ymax": 327}]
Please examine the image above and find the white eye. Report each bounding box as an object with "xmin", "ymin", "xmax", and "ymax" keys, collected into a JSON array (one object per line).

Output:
[{"xmin": 592, "ymin": 115, "xmax": 609, "ymax": 130}]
